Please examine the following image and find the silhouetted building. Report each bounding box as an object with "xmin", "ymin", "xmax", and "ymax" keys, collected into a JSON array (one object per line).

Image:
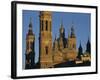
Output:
[
  {"xmin": 78, "ymin": 42, "xmax": 83, "ymax": 59},
  {"xmin": 86, "ymin": 39, "xmax": 91, "ymax": 53},
  {"xmin": 80, "ymin": 39, "xmax": 91, "ymax": 62}
]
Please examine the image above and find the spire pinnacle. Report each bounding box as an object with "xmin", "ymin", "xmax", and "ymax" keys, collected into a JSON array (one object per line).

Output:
[
  {"xmin": 60, "ymin": 19, "xmax": 63, "ymax": 28},
  {"xmin": 27, "ymin": 17, "xmax": 33, "ymax": 35},
  {"xmin": 68, "ymin": 27, "xmax": 70, "ymax": 38},
  {"xmin": 78, "ymin": 41, "xmax": 83, "ymax": 52},
  {"xmin": 29, "ymin": 17, "xmax": 32, "ymax": 29},
  {"xmin": 71, "ymin": 21, "xmax": 74, "ymax": 31},
  {"xmin": 59, "ymin": 19, "xmax": 64, "ymax": 34},
  {"xmin": 88, "ymin": 36, "xmax": 90, "ymax": 41},
  {"xmin": 87, "ymin": 37, "xmax": 90, "ymax": 44},
  {"xmin": 79, "ymin": 41, "xmax": 82, "ymax": 47},
  {"xmin": 55, "ymin": 34, "xmax": 57, "ymax": 40},
  {"xmin": 70, "ymin": 21, "xmax": 75, "ymax": 38}
]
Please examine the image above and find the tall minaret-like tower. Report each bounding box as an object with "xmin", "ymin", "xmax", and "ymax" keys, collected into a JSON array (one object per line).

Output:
[
  {"xmin": 68, "ymin": 24, "xmax": 76, "ymax": 50},
  {"xmin": 67, "ymin": 23, "xmax": 77, "ymax": 61},
  {"xmin": 25, "ymin": 18, "xmax": 35, "ymax": 69},
  {"xmin": 86, "ymin": 38, "xmax": 91, "ymax": 53},
  {"xmin": 39, "ymin": 11, "xmax": 53, "ymax": 68},
  {"xmin": 59, "ymin": 22, "xmax": 65, "ymax": 50}
]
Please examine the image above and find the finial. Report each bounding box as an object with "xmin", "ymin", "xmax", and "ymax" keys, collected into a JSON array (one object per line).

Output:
[{"xmin": 60, "ymin": 18, "xmax": 63, "ymax": 28}]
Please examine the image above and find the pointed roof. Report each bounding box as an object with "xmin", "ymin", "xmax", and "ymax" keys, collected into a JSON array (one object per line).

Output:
[
  {"xmin": 59, "ymin": 19, "xmax": 65, "ymax": 34},
  {"xmin": 70, "ymin": 22, "xmax": 75, "ymax": 38},
  {"xmin": 68, "ymin": 27, "xmax": 70, "ymax": 38},
  {"xmin": 54, "ymin": 34, "xmax": 57, "ymax": 41},
  {"xmin": 87, "ymin": 37, "xmax": 90, "ymax": 46},
  {"xmin": 60, "ymin": 19, "xmax": 63, "ymax": 28},
  {"xmin": 87, "ymin": 37, "xmax": 90, "ymax": 43},
  {"xmin": 27, "ymin": 17, "xmax": 34, "ymax": 36},
  {"xmin": 86, "ymin": 37, "xmax": 91, "ymax": 53},
  {"xmin": 29, "ymin": 17, "xmax": 32, "ymax": 29},
  {"xmin": 53, "ymin": 34, "xmax": 58, "ymax": 51},
  {"xmin": 79, "ymin": 41, "xmax": 82, "ymax": 49},
  {"xmin": 71, "ymin": 22, "xmax": 74, "ymax": 33}
]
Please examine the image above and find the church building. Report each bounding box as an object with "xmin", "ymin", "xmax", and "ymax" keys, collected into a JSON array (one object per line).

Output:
[
  {"xmin": 25, "ymin": 11, "xmax": 91, "ymax": 69},
  {"xmin": 39, "ymin": 11, "xmax": 77, "ymax": 68},
  {"xmin": 25, "ymin": 18, "xmax": 35, "ymax": 69}
]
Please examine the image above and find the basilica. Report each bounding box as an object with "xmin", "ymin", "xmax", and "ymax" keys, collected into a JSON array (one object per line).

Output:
[{"xmin": 25, "ymin": 11, "xmax": 91, "ymax": 69}]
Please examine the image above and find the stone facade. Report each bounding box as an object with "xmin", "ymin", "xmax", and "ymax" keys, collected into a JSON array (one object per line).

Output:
[
  {"xmin": 25, "ymin": 11, "xmax": 91, "ymax": 69},
  {"xmin": 39, "ymin": 11, "xmax": 53, "ymax": 68},
  {"xmin": 53, "ymin": 23, "xmax": 77, "ymax": 66},
  {"xmin": 39, "ymin": 11, "xmax": 77, "ymax": 68}
]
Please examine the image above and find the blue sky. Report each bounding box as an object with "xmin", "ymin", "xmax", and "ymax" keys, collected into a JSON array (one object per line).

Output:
[{"xmin": 22, "ymin": 10, "xmax": 90, "ymax": 68}]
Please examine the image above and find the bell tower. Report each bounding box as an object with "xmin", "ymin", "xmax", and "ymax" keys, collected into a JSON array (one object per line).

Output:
[
  {"xmin": 67, "ymin": 23, "xmax": 77, "ymax": 61},
  {"xmin": 68, "ymin": 25, "xmax": 76, "ymax": 50},
  {"xmin": 39, "ymin": 11, "xmax": 53, "ymax": 68},
  {"xmin": 25, "ymin": 17, "xmax": 35, "ymax": 69},
  {"xmin": 59, "ymin": 22, "xmax": 65, "ymax": 50}
]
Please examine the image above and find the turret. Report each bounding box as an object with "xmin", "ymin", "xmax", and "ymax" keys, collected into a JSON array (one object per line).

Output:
[
  {"xmin": 53, "ymin": 35, "xmax": 58, "ymax": 51},
  {"xmin": 86, "ymin": 38, "xmax": 91, "ymax": 53},
  {"xmin": 78, "ymin": 42, "xmax": 83, "ymax": 59},
  {"xmin": 25, "ymin": 17, "xmax": 35, "ymax": 69}
]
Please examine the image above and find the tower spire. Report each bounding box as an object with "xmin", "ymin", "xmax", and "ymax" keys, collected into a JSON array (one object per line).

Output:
[
  {"xmin": 77, "ymin": 40, "xmax": 83, "ymax": 59},
  {"xmin": 29, "ymin": 17, "xmax": 32, "ymax": 30},
  {"xmin": 25, "ymin": 17, "xmax": 35, "ymax": 69},
  {"xmin": 79, "ymin": 41, "xmax": 82, "ymax": 49},
  {"xmin": 55, "ymin": 34, "xmax": 57, "ymax": 40},
  {"xmin": 60, "ymin": 18, "xmax": 63, "ymax": 28},
  {"xmin": 27, "ymin": 17, "xmax": 33, "ymax": 35},
  {"xmin": 59, "ymin": 19, "xmax": 65, "ymax": 38},
  {"xmin": 68, "ymin": 27, "xmax": 70, "ymax": 38},
  {"xmin": 70, "ymin": 21, "xmax": 75, "ymax": 38},
  {"xmin": 86, "ymin": 37, "xmax": 91, "ymax": 53}
]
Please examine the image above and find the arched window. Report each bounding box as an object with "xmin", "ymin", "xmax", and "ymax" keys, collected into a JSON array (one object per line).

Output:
[
  {"xmin": 45, "ymin": 46, "xmax": 48, "ymax": 54},
  {"xmin": 46, "ymin": 20, "xmax": 48, "ymax": 31},
  {"xmin": 50, "ymin": 21, "xmax": 51, "ymax": 31}
]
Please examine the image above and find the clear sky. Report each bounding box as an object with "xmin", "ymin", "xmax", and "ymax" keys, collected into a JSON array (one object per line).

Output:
[{"xmin": 22, "ymin": 10, "xmax": 90, "ymax": 68}]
